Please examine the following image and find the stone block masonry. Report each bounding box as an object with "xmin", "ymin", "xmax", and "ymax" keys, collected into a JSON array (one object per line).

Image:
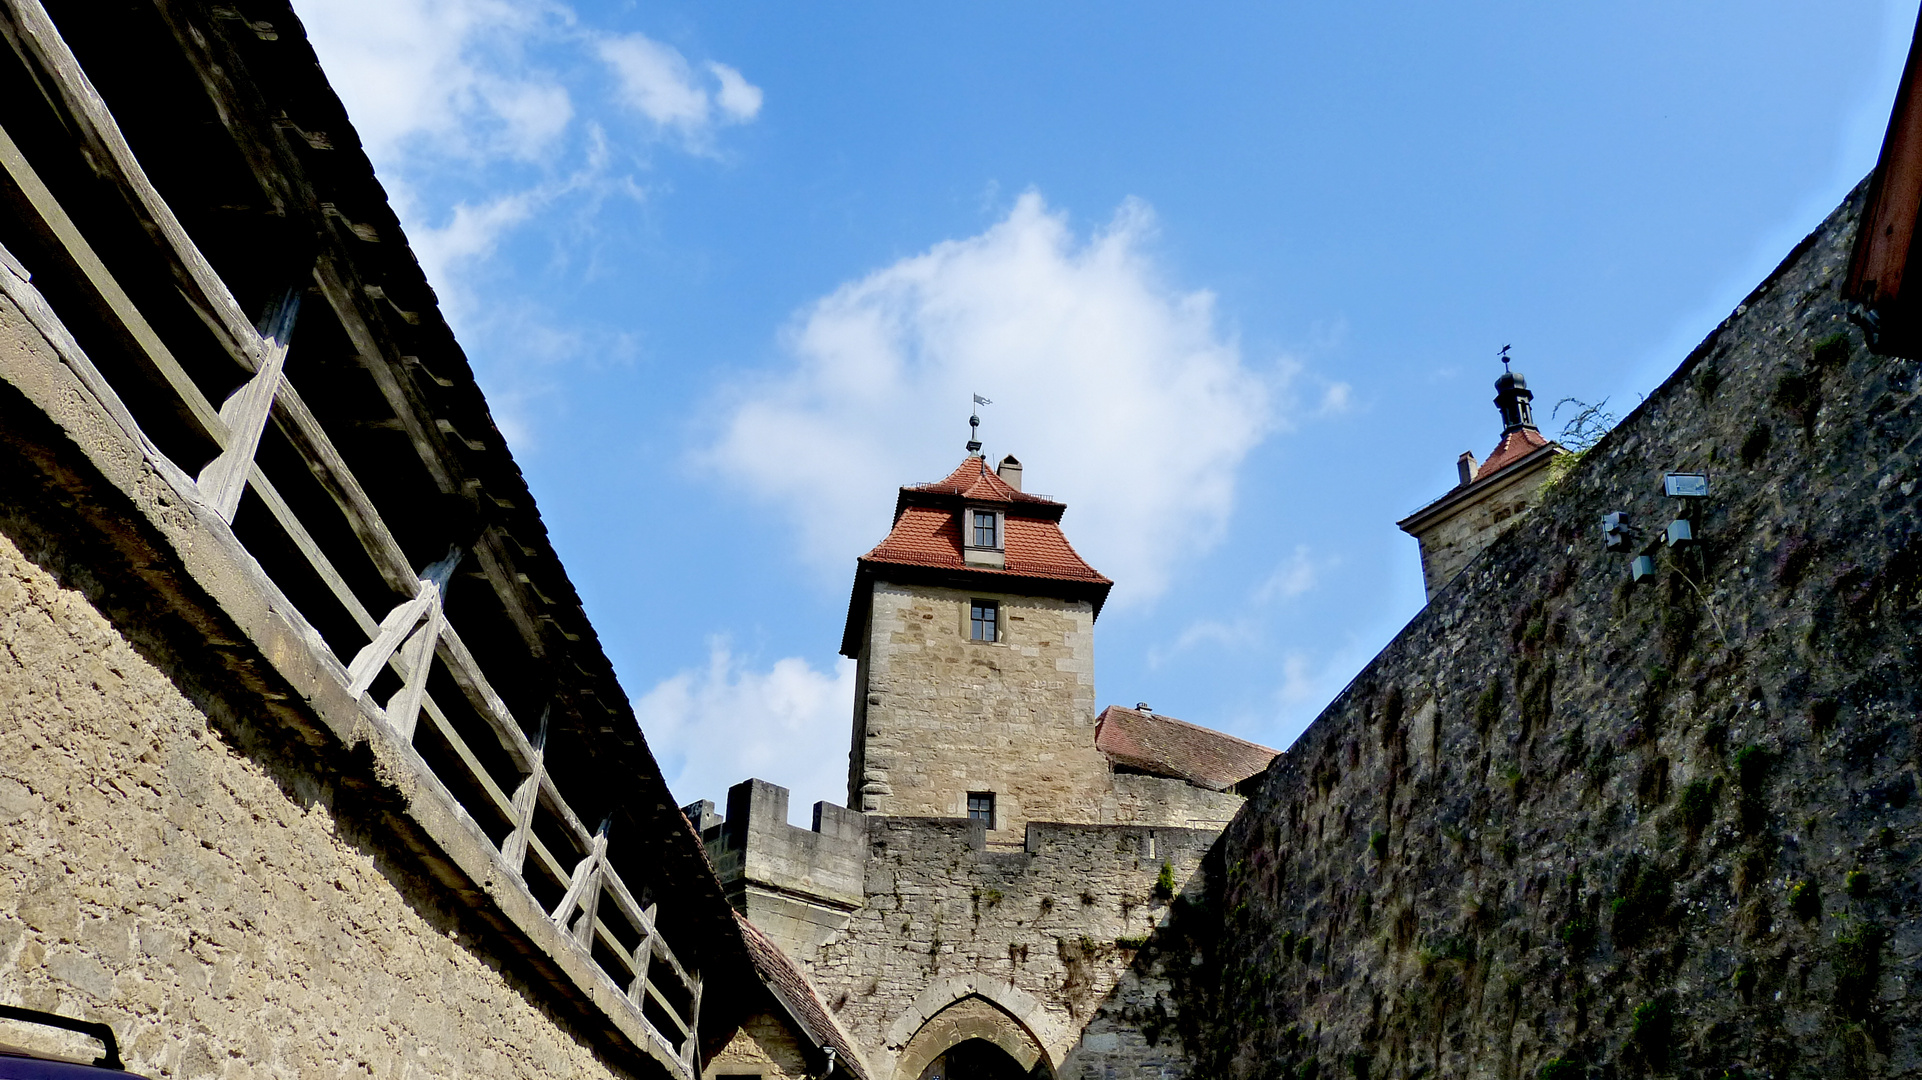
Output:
[
  {"xmin": 0, "ymin": 527, "xmax": 638, "ymax": 1080},
  {"xmin": 1191, "ymin": 181, "xmax": 1922, "ymax": 1077},
  {"xmin": 804, "ymin": 817, "xmax": 1219, "ymax": 1080},
  {"xmin": 853, "ymin": 583, "xmax": 1111, "ymax": 835}
]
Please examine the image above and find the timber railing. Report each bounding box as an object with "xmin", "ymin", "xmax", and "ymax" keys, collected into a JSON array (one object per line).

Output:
[{"xmin": 0, "ymin": 2, "xmax": 701, "ymax": 1074}]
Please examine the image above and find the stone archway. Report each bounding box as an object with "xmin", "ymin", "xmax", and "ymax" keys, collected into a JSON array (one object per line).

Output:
[{"xmin": 891, "ymin": 995, "xmax": 1051, "ymax": 1080}]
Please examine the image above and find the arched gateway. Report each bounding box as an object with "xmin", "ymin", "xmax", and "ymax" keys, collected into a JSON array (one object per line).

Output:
[{"xmin": 892, "ymin": 995, "xmax": 1052, "ymax": 1080}]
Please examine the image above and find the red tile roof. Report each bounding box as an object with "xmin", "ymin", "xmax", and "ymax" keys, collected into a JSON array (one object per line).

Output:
[
  {"xmin": 905, "ymin": 457, "xmax": 1060, "ymax": 505},
  {"xmin": 736, "ymin": 913, "xmax": 869, "ymax": 1079},
  {"xmin": 1474, "ymin": 427, "xmax": 1554, "ymax": 483},
  {"xmin": 860, "ymin": 508, "xmax": 1109, "ymax": 584},
  {"xmin": 860, "ymin": 456, "xmax": 1110, "ymax": 586},
  {"xmin": 842, "ymin": 455, "xmax": 1115, "ymax": 656},
  {"xmin": 1094, "ymin": 706, "xmax": 1277, "ymax": 792}
]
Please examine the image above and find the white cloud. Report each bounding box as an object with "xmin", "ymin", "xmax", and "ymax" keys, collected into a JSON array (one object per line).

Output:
[
  {"xmin": 635, "ymin": 641, "xmax": 857, "ymax": 822},
  {"xmin": 1256, "ymin": 544, "xmax": 1323, "ymax": 604},
  {"xmin": 709, "ymin": 191, "xmax": 1282, "ymax": 606},
  {"xmin": 409, "ymin": 190, "xmax": 540, "ymax": 287},
  {"xmin": 709, "ymin": 63, "xmax": 765, "ymax": 121},
  {"xmin": 598, "ymin": 34, "xmax": 765, "ymax": 138},
  {"xmin": 295, "ymin": 0, "xmax": 572, "ymax": 164}
]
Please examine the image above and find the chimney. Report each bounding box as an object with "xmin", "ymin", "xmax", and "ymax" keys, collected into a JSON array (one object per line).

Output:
[
  {"xmin": 996, "ymin": 455, "xmax": 1023, "ymax": 491},
  {"xmin": 1457, "ymin": 452, "xmax": 1479, "ymax": 487}
]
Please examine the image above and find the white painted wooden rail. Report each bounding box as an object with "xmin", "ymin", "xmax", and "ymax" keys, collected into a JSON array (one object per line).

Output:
[{"xmin": 0, "ymin": 2, "xmax": 702, "ymax": 1073}]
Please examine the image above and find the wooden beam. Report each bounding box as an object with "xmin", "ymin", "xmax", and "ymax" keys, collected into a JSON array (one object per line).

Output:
[
  {"xmin": 500, "ymin": 712, "xmax": 548, "ymax": 875},
  {"xmin": 197, "ymin": 292, "xmax": 298, "ymax": 521},
  {"xmin": 346, "ymin": 584, "xmax": 436, "ymax": 696},
  {"xmin": 271, "ymin": 381, "xmax": 419, "ymax": 595},
  {"xmin": 0, "ymin": 117, "xmax": 224, "ymax": 441},
  {"xmin": 385, "ymin": 593, "xmax": 444, "ymax": 740},
  {"xmin": 0, "ymin": 0, "xmax": 264, "ymax": 367}
]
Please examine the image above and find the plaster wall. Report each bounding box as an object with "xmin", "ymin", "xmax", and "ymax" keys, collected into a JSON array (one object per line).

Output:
[
  {"xmin": 705, "ymin": 1012, "xmax": 811, "ymax": 1079},
  {"xmin": 0, "ymin": 528, "xmax": 635, "ymax": 1080}
]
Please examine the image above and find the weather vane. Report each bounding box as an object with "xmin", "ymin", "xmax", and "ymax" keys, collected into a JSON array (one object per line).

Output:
[
  {"xmin": 1498, "ymin": 344, "xmax": 1512, "ymax": 373},
  {"xmin": 966, "ymin": 393, "xmax": 991, "ymax": 454}
]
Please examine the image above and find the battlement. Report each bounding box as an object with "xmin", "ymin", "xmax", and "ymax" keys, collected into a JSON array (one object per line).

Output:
[{"xmin": 689, "ymin": 780, "xmax": 872, "ymax": 958}]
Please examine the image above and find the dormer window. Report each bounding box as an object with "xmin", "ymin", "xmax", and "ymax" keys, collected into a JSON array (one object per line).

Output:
[
  {"xmin": 972, "ymin": 509, "xmax": 999, "ymax": 549},
  {"xmin": 962, "ymin": 506, "xmax": 1006, "ymax": 568}
]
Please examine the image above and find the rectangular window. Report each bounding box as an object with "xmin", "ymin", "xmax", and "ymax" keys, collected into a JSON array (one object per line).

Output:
[
  {"xmin": 970, "ymin": 599, "xmax": 998, "ymax": 642},
  {"xmin": 967, "ymin": 792, "xmax": 995, "ymax": 827},
  {"xmin": 972, "ymin": 509, "xmax": 998, "ymax": 549}
]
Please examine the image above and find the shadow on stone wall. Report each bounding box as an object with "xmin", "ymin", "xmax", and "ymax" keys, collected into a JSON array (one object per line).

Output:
[{"xmin": 1173, "ymin": 180, "xmax": 1922, "ymax": 1078}]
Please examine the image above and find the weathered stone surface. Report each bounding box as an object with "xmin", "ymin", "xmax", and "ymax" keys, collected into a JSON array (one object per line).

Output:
[
  {"xmin": 851, "ymin": 583, "xmax": 1110, "ymax": 834},
  {"xmin": 792, "ymin": 817, "xmax": 1217, "ymax": 1079},
  {"xmin": 706, "ymin": 1012, "xmax": 810, "ymax": 1078},
  {"xmin": 0, "ymin": 529, "xmax": 634, "ymax": 1080},
  {"xmin": 1190, "ymin": 182, "xmax": 1922, "ymax": 1077}
]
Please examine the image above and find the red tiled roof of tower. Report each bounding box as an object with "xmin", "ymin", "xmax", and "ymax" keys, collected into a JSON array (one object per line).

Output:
[
  {"xmin": 736, "ymin": 912, "xmax": 870, "ymax": 1079},
  {"xmin": 859, "ymin": 456, "xmax": 1110, "ymax": 585},
  {"xmin": 842, "ymin": 454, "xmax": 1115, "ymax": 656},
  {"xmin": 1094, "ymin": 706, "xmax": 1278, "ymax": 792},
  {"xmin": 860, "ymin": 509, "xmax": 1108, "ymax": 583},
  {"xmin": 1474, "ymin": 427, "xmax": 1553, "ymax": 482},
  {"xmin": 905, "ymin": 456, "xmax": 1059, "ymax": 505}
]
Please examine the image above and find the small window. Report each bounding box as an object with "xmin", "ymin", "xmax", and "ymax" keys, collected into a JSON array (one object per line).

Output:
[
  {"xmin": 972, "ymin": 509, "xmax": 999, "ymax": 549},
  {"xmin": 970, "ymin": 599, "xmax": 998, "ymax": 642},
  {"xmin": 967, "ymin": 792, "xmax": 995, "ymax": 827}
]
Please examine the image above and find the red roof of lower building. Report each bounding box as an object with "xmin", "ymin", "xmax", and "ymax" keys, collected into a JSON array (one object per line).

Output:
[
  {"xmin": 1094, "ymin": 706, "xmax": 1278, "ymax": 792},
  {"xmin": 736, "ymin": 913, "xmax": 869, "ymax": 1079}
]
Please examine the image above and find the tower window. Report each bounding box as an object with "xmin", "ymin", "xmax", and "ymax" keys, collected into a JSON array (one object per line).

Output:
[
  {"xmin": 967, "ymin": 792, "xmax": 995, "ymax": 827},
  {"xmin": 972, "ymin": 509, "xmax": 999, "ymax": 549},
  {"xmin": 970, "ymin": 599, "xmax": 998, "ymax": 642}
]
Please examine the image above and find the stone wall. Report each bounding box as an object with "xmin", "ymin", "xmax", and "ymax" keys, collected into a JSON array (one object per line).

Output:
[
  {"xmin": 797, "ymin": 817, "xmax": 1219, "ymax": 1080},
  {"xmin": 1190, "ymin": 183, "xmax": 1922, "ymax": 1077},
  {"xmin": 1104, "ymin": 772, "xmax": 1246, "ymax": 831},
  {"xmin": 705, "ymin": 1013, "xmax": 810, "ymax": 1078},
  {"xmin": 1409, "ymin": 454, "xmax": 1557, "ymax": 599},
  {"xmin": 0, "ymin": 527, "xmax": 637, "ymax": 1080},
  {"xmin": 851, "ymin": 582, "xmax": 1109, "ymax": 835}
]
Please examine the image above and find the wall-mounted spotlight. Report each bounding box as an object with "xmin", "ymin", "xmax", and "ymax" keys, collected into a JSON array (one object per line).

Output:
[
  {"xmin": 1603, "ymin": 511, "xmax": 1633, "ymax": 552},
  {"xmin": 1662, "ymin": 472, "xmax": 1710, "ymax": 498}
]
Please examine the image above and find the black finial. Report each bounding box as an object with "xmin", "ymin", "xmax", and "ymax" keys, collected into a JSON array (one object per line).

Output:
[{"xmin": 1493, "ymin": 350, "xmax": 1537, "ymax": 433}]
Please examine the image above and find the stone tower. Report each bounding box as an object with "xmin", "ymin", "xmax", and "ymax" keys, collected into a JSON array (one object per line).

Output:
[
  {"xmin": 1397, "ymin": 362, "xmax": 1566, "ymax": 598},
  {"xmin": 839, "ymin": 453, "xmax": 1116, "ymax": 837}
]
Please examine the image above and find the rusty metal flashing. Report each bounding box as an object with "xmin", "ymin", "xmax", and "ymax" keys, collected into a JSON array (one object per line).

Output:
[{"xmin": 1847, "ymin": 4, "xmax": 1922, "ymax": 351}]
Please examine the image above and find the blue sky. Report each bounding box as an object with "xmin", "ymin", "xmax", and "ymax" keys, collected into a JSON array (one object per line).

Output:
[{"xmin": 296, "ymin": 0, "xmax": 1919, "ymax": 820}]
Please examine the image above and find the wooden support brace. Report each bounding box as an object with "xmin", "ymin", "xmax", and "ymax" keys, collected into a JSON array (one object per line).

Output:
[
  {"xmin": 550, "ymin": 825, "xmax": 609, "ymax": 934},
  {"xmin": 681, "ymin": 972, "xmax": 703, "ymax": 1071},
  {"xmin": 383, "ymin": 592, "xmax": 443, "ymax": 741},
  {"xmin": 196, "ymin": 291, "xmax": 299, "ymax": 521},
  {"xmin": 626, "ymin": 903, "xmax": 658, "ymax": 1007},
  {"xmin": 500, "ymin": 710, "xmax": 548, "ymax": 875},
  {"xmin": 345, "ymin": 582, "xmax": 437, "ymax": 696}
]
